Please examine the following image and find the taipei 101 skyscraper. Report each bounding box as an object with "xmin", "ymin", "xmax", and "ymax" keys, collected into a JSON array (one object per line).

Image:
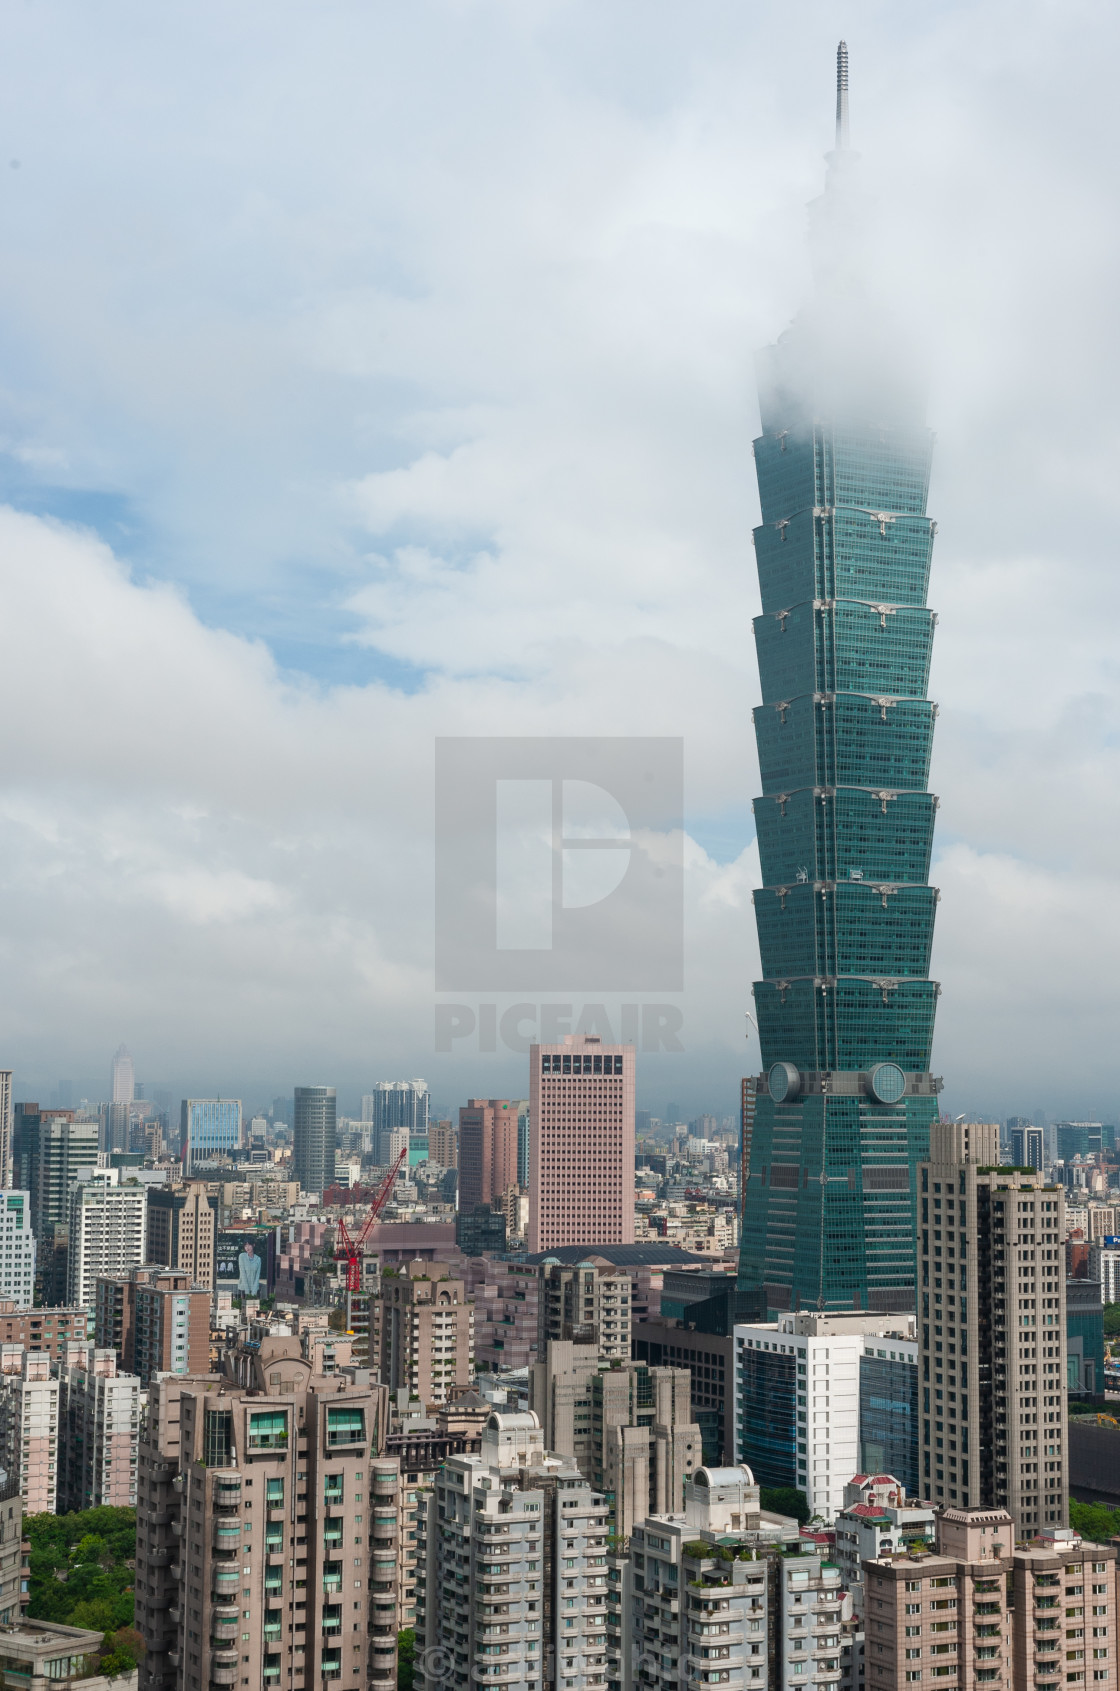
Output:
[{"xmin": 738, "ymin": 44, "xmax": 942, "ymax": 1318}]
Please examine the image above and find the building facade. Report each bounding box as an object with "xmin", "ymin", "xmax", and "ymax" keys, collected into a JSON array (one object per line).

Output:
[
  {"xmin": 135, "ymin": 1343, "xmax": 400, "ymax": 1691},
  {"xmin": 66, "ymin": 1172, "xmax": 148, "ymax": 1307},
  {"xmin": 56, "ymin": 1343, "xmax": 141, "ymax": 1511},
  {"xmin": 415, "ymin": 1410, "xmax": 610, "ymax": 1691},
  {"xmin": 0, "ymin": 1193, "xmax": 37, "ymax": 1307},
  {"xmin": 180, "ymin": 1098, "xmax": 242, "ymax": 1174},
  {"xmin": 529, "ymin": 1037, "xmax": 635, "ymax": 1255},
  {"xmin": 364, "ymin": 1081, "xmax": 430, "ymax": 1165},
  {"xmin": 735, "ymin": 1313, "xmax": 916, "ymax": 1522},
  {"xmin": 918, "ymin": 1121, "xmax": 1069, "ymax": 1535},
  {"xmin": 428, "ymin": 1120, "xmax": 458, "ymax": 1170},
  {"xmin": 858, "ymin": 1338, "xmax": 920, "ymax": 1497},
  {"xmin": 293, "ymin": 1085, "xmax": 337, "ymax": 1199},
  {"xmin": 371, "ymin": 1261, "xmax": 474, "ymax": 1406},
  {"xmin": 458, "ymin": 1098, "xmax": 520, "ymax": 1213},
  {"xmin": 738, "ymin": 114, "xmax": 942, "ymax": 1320},
  {"xmin": 0, "ymin": 1349, "xmax": 59, "ymax": 1512},
  {"xmin": 146, "ymin": 1182, "xmax": 217, "ymax": 1287}
]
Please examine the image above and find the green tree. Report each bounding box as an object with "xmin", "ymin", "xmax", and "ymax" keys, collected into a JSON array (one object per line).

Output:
[
  {"xmin": 24, "ymin": 1508, "xmax": 136, "ymax": 1632},
  {"xmin": 1070, "ymin": 1498, "xmax": 1120, "ymax": 1544},
  {"xmin": 398, "ymin": 1628, "xmax": 416, "ymax": 1691},
  {"xmin": 1103, "ymin": 1303, "xmax": 1120, "ymax": 1337},
  {"xmin": 760, "ymin": 1486, "xmax": 810, "ymax": 1525}
]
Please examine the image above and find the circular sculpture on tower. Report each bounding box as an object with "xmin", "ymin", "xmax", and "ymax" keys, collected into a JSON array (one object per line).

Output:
[
  {"xmin": 867, "ymin": 1062, "xmax": 907, "ymax": 1105},
  {"xmin": 768, "ymin": 1061, "xmax": 802, "ymax": 1103}
]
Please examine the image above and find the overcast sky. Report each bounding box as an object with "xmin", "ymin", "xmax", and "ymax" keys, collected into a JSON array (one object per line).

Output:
[{"xmin": 1, "ymin": 0, "xmax": 1118, "ymax": 1123}]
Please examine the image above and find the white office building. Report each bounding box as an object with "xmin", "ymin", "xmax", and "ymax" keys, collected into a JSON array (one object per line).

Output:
[
  {"xmin": 734, "ymin": 1313, "xmax": 917, "ymax": 1523},
  {"xmin": 0, "ymin": 1193, "xmax": 35, "ymax": 1305}
]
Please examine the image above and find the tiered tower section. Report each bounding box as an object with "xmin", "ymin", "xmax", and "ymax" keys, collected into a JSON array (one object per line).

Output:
[{"xmin": 739, "ymin": 328, "xmax": 942, "ymax": 1319}]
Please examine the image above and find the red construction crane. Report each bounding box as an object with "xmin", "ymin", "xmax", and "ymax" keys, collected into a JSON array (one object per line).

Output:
[{"xmin": 334, "ymin": 1145, "xmax": 408, "ymax": 1293}]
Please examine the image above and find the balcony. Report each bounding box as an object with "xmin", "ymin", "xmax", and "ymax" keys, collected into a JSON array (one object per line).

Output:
[
  {"xmin": 168, "ymin": 1607, "xmax": 181, "ymax": 1625},
  {"xmin": 213, "ymin": 1525, "xmax": 241, "ymax": 1551},
  {"xmin": 146, "ymin": 1546, "xmax": 173, "ymax": 1568},
  {"xmin": 209, "ymin": 1668, "xmax": 237, "ymax": 1688}
]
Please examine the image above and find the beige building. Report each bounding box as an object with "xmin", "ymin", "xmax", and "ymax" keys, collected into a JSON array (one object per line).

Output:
[
  {"xmin": 427, "ymin": 1120, "xmax": 457, "ymax": 1170},
  {"xmin": 919, "ymin": 1121, "xmax": 1069, "ymax": 1535},
  {"xmin": 135, "ymin": 1339, "xmax": 401, "ymax": 1691},
  {"xmin": 56, "ymin": 1343, "xmax": 141, "ymax": 1511},
  {"xmin": 145, "ymin": 1183, "xmax": 217, "ymax": 1287},
  {"xmin": 0, "ymin": 1474, "xmax": 24, "ymax": 1621},
  {"xmin": 370, "ymin": 1261, "xmax": 473, "ymax": 1406},
  {"xmin": 863, "ymin": 1506, "xmax": 1116, "ymax": 1690},
  {"xmin": 538, "ymin": 1258, "xmax": 632, "ymax": 1361},
  {"xmin": 529, "ymin": 1035, "xmax": 635, "ymax": 1254},
  {"xmin": 530, "ymin": 1338, "xmax": 700, "ymax": 1536}
]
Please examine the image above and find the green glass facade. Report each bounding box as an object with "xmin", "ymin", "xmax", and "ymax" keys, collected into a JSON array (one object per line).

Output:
[{"xmin": 739, "ymin": 214, "xmax": 941, "ymax": 1318}]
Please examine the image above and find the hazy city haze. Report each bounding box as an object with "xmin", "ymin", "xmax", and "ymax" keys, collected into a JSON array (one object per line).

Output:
[{"xmin": 0, "ymin": 2, "xmax": 1115, "ymax": 1121}]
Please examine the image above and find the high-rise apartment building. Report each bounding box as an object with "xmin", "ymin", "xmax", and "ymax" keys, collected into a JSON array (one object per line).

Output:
[
  {"xmin": 0, "ymin": 1193, "xmax": 37, "ymax": 1307},
  {"xmin": 96, "ymin": 1266, "xmax": 211, "ymax": 1386},
  {"xmin": 293, "ymin": 1085, "xmax": 337, "ymax": 1198},
  {"xmin": 863, "ymin": 1505, "xmax": 1117, "ymax": 1691},
  {"xmin": 0, "ymin": 1349, "xmax": 59, "ymax": 1512},
  {"xmin": 832, "ymin": 1474, "xmax": 935, "ymax": 1615},
  {"xmin": 529, "ymin": 1036, "xmax": 635, "ymax": 1254},
  {"xmin": 24, "ymin": 1112, "xmax": 99, "ymax": 1242},
  {"xmin": 146, "ymin": 1181, "xmax": 217, "ymax": 1287},
  {"xmin": 530, "ymin": 1340, "xmax": 700, "ymax": 1536},
  {"xmin": 56, "ymin": 1342, "xmax": 141, "ymax": 1510},
  {"xmin": 135, "ymin": 1341, "xmax": 400, "ymax": 1691},
  {"xmin": 918, "ymin": 1120, "xmax": 1069, "ymax": 1535},
  {"xmin": 370, "ymin": 1260, "xmax": 474, "ymax": 1406},
  {"xmin": 538, "ymin": 1259, "xmax": 632, "ymax": 1362},
  {"xmin": 0, "ymin": 1302, "xmax": 88, "ymax": 1358},
  {"xmin": 738, "ymin": 65, "xmax": 942, "ymax": 1321},
  {"xmin": 517, "ymin": 1101, "xmax": 530, "ymax": 1190},
  {"xmin": 180, "ymin": 1098, "xmax": 242, "ymax": 1173},
  {"xmin": 66, "ymin": 1171, "xmax": 148, "ymax": 1306},
  {"xmin": 415, "ymin": 1410, "xmax": 610, "ymax": 1691},
  {"xmin": 458, "ymin": 1098, "xmax": 519, "ymax": 1213},
  {"xmin": 735, "ymin": 1312, "xmax": 918, "ymax": 1522}
]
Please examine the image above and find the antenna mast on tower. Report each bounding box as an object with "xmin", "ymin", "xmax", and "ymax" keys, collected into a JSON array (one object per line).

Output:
[{"xmin": 835, "ymin": 40, "xmax": 850, "ymax": 149}]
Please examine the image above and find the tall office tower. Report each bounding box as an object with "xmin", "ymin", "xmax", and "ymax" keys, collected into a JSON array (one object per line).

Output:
[
  {"xmin": 293, "ymin": 1085, "xmax": 337, "ymax": 1198},
  {"xmin": 56, "ymin": 1343, "xmax": 141, "ymax": 1510},
  {"xmin": 0, "ymin": 1350, "xmax": 59, "ymax": 1511},
  {"xmin": 0, "ymin": 1194, "xmax": 36, "ymax": 1307},
  {"xmin": 66, "ymin": 1171, "xmax": 148, "ymax": 1306},
  {"xmin": 458, "ymin": 1098, "xmax": 519, "ymax": 1212},
  {"xmin": 528, "ymin": 1035, "xmax": 635, "ymax": 1254},
  {"xmin": 134, "ymin": 1342, "xmax": 400, "ymax": 1691},
  {"xmin": 919, "ymin": 1120, "xmax": 1069, "ymax": 1535},
  {"xmin": 858, "ymin": 1334, "xmax": 920, "ymax": 1496},
  {"xmin": 739, "ymin": 48, "xmax": 942, "ymax": 1320},
  {"xmin": 370, "ymin": 1260, "xmax": 474, "ymax": 1405},
  {"xmin": 415, "ymin": 1410, "xmax": 610, "ymax": 1691},
  {"xmin": 1056, "ymin": 1122, "xmax": 1103, "ymax": 1162},
  {"xmin": 180, "ymin": 1097, "xmax": 243, "ymax": 1173},
  {"xmin": 146, "ymin": 1181, "xmax": 217, "ymax": 1287},
  {"xmin": 105, "ymin": 1100, "xmax": 130, "ymax": 1154},
  {"xmin": 1011, "ymin": 1123, "xmax": 1045, "ymax": 1173},
  {"xmin": 538, "ymin": 1259, "xmax": 633, "ymax": 1362},
  {"xmin": 428, "ymin": 1120, "xmax": 458, "ymax": 1170},
  {"xmin": 111, "ymin": 1044, "xmax": 135, "ymax": 1103}
]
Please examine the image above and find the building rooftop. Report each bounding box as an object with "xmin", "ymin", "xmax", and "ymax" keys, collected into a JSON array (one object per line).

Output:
[{"xmin": 524, "ymin": 1245, "xmax": 713, "ymax": 1267}]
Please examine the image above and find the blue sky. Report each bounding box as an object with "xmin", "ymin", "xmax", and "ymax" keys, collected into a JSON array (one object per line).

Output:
[{"xmin": 1, "ymin": 0, "xmax": 1120, "ymax": 1120}]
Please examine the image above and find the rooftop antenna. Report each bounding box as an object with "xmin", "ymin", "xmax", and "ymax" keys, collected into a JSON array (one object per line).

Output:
[{"xmin": 835, "ymin": 40, "xmax": 850, "ymax": 149}]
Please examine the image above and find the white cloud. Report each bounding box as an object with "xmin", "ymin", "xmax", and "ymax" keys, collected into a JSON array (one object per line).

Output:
[{"xmin": 0, "ymin": 1, "xmax": 1115, "ymax": 1120}]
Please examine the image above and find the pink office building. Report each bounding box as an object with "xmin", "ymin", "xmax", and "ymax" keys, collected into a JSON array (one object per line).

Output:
[{"xmin": 529, "ymin": 1035, "xmax": 635, "ymax": 1254}]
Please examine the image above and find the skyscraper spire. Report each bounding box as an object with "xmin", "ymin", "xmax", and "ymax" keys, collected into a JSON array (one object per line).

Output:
[{"xmin": 835, "ymin": 39, "xmax": 850, "ymax": 149}]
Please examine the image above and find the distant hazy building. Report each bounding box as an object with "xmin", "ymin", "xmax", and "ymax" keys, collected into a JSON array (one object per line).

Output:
[
  {"xmin": 529, "ymin": 1036, "xmax": 635, "ymax": 1254},
  {"xmin": 364, "ymin": 1081, "xmax": 429, "ymax": 1164},
  {"xmin": 0, "ymin": 1072, "xmax": 11, "ymax": 1191},
  {"xmin": 111, "ymin": 1045, "xmax": 135, "ymax": 1104},
  {"xmin": 180, "ymin": 1098, "xmax": 242, "ymax": 1173},
  {"xmin": 1011, "ymin": 1123, "xmax": 1045, "ymax": 1172},
  {"xmin": 428, "ymin": 1120, "xmax": 457, "ymax": 1170},
  {"xmin": 292, "ymin": 1086, "xmax": 337, "ymax": 1199}
]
